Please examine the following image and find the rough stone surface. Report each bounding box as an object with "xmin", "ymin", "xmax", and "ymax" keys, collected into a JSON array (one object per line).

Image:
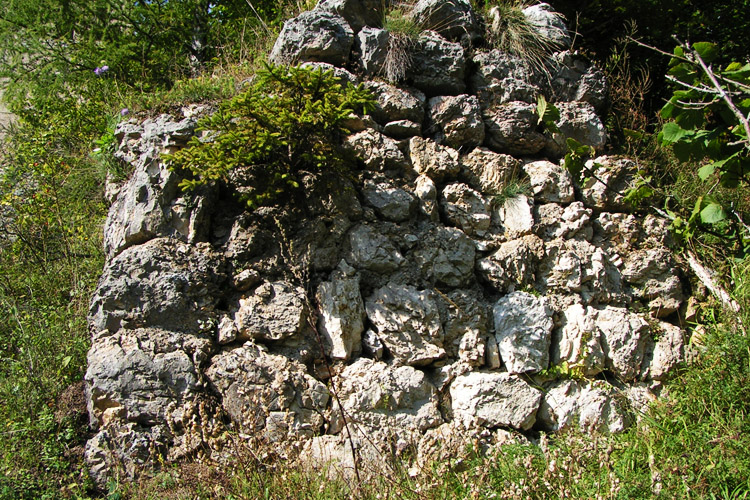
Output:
[
  {"xmin": 548, "ymin": 51, "xmax": 608, "ymax": 112},
  {"xmin": 547, "ymin": 101, "xmax": 607, "ymax": 157},
  {"xmin": 451, "ymin": 372, "xmax": 542, "ymax": 430},
  {"xmin": 408, "ymin": 31, "xmax": 466, "ymax": 96},
  {"xmin": 522, "ymin": 3, "xmax": 572, "ymax": 48},
  {"xmin": 206, "ymin": 343, "xmax": 329, "ymax": 440},
  {"xmin": 315, "ymin": 0, "xmax": 384, "ymax": 33},
  {"xmin": 316, "ymin": 272, "xmax": 365, "ymax": 360},
  {"xmin": 235, "ymin": 281, "xmax": 307, "ymax": 342},
  {"xmin": 551, "ymin": 303, "xmax": 605, "ymax": 376},
  {"xmin": 365, "ymin": 81, "xmax": 426, "ymax": 124},
  {"xmin": 365, "ymin": 284, "xmax": 445, "ymax": 366},
  {"xmin": 470, "ymin": 50, "xmax": 540, "ymax": 108},
  {"xmin": 344, "ymin": 129, "xmax": 409, "ymax": 173},
  {"xmin": 362, "ymin": 179, "xmax": 417, "ymax": 222},
  {"xmin": 427, "ymin": 94, "xmax": 484, "ymax": 149},
  {"xmin": 493, "ymin": 292, "xmax": 554, "ymax": 374},
  {"xmin": 269, "ymin": 11, "xmax": 354, "ymax": 66},
  {"xmin": 477, "ymin": 235, "xmax": 545, "ymax": 293},
  {"xmin": 580, "ymin": 156, "xmax": 639, "ymax": 211},
  {"xmin": 411, "ymin": 0, "xmax": 482, "ymax": 44},
  {"xmin": 440, "ymin": 182, "xmax": 491, "ymax": 236},
  {"xmin": 459, "ymin": 148, "xmax": 521, "ymax": 194},
  {"xmin": 409, "ymin": 137, "xmax": 461, "ymax": 181},
  {"xmin": 495, "ymin": 194, "xmax": 535, "ymax": 238},
  {"xmin": 413, "ymin": 226, "xmax": 476, "ymax": 288},
  {"xmin": 596, "ymin": 306, "xmax": 650, "ymax": 381},
  {"xmin": 347, "ymin": 223, "xmax": 404, "ymax": 273},
  {"xmin": 356, "ymin": 26, "xmax": 389, "ymax": 75},
  {"xmin": 523, "ymin": 160, "xmax": 575, "ymax": 203},
  {"xmin": 483, "ymin": 101, "xmax": 547, "ymax": 155},
  {"xmin": 537, "ymin": 380, "xmax": 629, "ymax": 433}
]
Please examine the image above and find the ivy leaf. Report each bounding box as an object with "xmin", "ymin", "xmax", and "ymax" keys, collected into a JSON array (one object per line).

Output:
[{"xmin": 700, "ymin": 202, "xmax": 726, "ymax": 224}]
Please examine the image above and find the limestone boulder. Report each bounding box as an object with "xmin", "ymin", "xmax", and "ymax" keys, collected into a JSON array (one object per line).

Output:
[
  {"xmin": 315, "ymin": 0, "xmax": 384, "ymax": 33},
  {"xmin": 493, "ymin": 291, "xmax": 554, "ymax": 374},
  {"xmin": 459, "ymin": 148, "xmax": 521, "ymax": 194},
  {"xmin": 413, "ymin": 226, "xmax": 476, "ymax": 288},
  {"xmin": 470, "ymin": 50, "xmax": 540, "ymax": 108},
  {"xmin": 414, "ymin": 174, "xmax": 439, "ymax": 221},
  {"xmin": 344, "ymin": 128, "xmax": 409, "ymax": 173},
  {"xmin": 316, "ymin": 272, "xmax": 365, "ymax": 361},
  {"xmin": 411, "ymin": 0, "xmax": 482, "ymax": 44},
  {"xmin": 408, "ymin": 31, "xmax": 466, "ymax": 95},
  {"xmin": 382, "ymin": 119, "xmax": 422, "ymax": 139},
  {"xmin": 580, "ymin": 156, "xmax": 638, "ymax": 211},
  {"xmin": 427, "ymin": 94, "xmax": 485, "ymax": 149},
  {"xmin": 206, "ymin": 343, "xmax": 329, "ymax": 441},
  {"xmin": 551, "ymin": 303, "xmax": 605, "ymax": 376},
  {"xmin": 365, "ymin": 284, "xmax": 445, "ymax": 366},
  {"xmin": 440, "ymin": 182, "xmax": 491, "ymax": 236},
  {"xmin": 330, "ymin": 358, "xmax": 443, "ymax": 434},
  {"xmin": 596, "ymin": 306, "xmax": 650, "ymax": 381},
  {"xmin": 523, "ymin": 160, "xmax": 575, "ymax": 203},
  {"xmin": 476, "ymin": 235, "xmax": 545, "ymax": 293},
  {"xmin": 622, "ymin": 247, "xmax": 684, "ymax": 317},
  {"xmin": 364, "ymin": 80, "xmax": 426, "ymax": 124},
  {"xmin": 495, "ymin": 194, "xmax": 535, "ymax": 238},
  {"xmin": 450, "ymin": 372, "xmax": 542, "ymax": 430},
  {"xmin": 269, "ymin": 11, "xmax": 354, "ymax": 66},
  {"xmin": 409, "ymin": 137, "xmax": 460, "ymax": 181},
  {"xmin": 537, "ymin": 380, "xmax": 629, "ymax": 434},
  {"xmin": 235, "ymin": 281, "xmax": 307, "ymax": 342},
  {"xmin": 641, "ymin": 321, "xmax": 685, "ymax": 380},
  {"xmin": 437, "ymin": 289, "xmax": 490, "ymax": 366},
  {"xmin": 89, "ymin": 239, "xmax": 227, "ymax": 337},
  {"xmin": 546, "ymin": 101, "xmax": 607, "ymax": 157},
  {"xmin": 347, "ymin": 223, "xmax": 405, "ymax": 273},
  {"xmin": 356, "ymin": 27, "xmax": 389, "ymax": 75},
  {"xmin": 535, "ymin": 202, "xmax": 593, "ymax": 241},
  {"xmin": 362, "ymin": 179, "xmax": 417, "ymax": 222},
  {"xmin": 522, "ymin": 3, "xmax": 571, "ymax": 49},
  {"xmin": 483, "ymin": 101, "xmax": 547, "ymax": 155},
  {"xmin": 547, "ymin": 51, "xmax": 608, "ymax": 112}
]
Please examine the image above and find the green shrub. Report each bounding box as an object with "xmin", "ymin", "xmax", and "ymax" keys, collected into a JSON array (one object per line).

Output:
[{"xmin": 166, "ymin": 63, "xmax": 375, "ymax": 209}]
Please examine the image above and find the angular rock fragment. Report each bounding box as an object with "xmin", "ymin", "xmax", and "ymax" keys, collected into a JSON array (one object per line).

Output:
[
  {"xmin": 269, "ymin": 11, "xmax": 354, "ymax": 66},
  {"xmin": 483, "ymin": 101, "xmax": 547, "ymax": 155},
  {"xmin": 348, "ymin": 223, "xmax": 404, "ymax": 273},
  {"xmin": 411, "ymin": 0, "xmax": 482, "ymax": 43},
  {"xmin": 316, "ymin": 272, "xmax": 365, "ymax": 361},
  {"xmin": 459, "ymin": 147, "xmax": 521, "ymax": 194},
  {"xmin": 235, "ymin": 281, "xmax": 308, "ymax": 342},
  {"xmin": 451, "ymin": 372, "xmax": 542, "ymax": 430},
  {"xmin": 408, "ymin": 31, "xmax": 466, "ymax": 95},
  {"xmin": 344, "ymin": 129, "xmax": 410, "ymax": 173},
  {"xmin": 365, "ymin": 284, "xmax": 445, "ymax": 366},
  {"xmin": 364, "ymin": 80, "xmax": 426, "ymax": 124},
  {"xmin": 413, "ymin": 226, "xmax": 476, "ymax": 288},
  {"xmin": 523, "ymin": 160, "xmax": 575, "ymax": 203},
  {"xmin": 537, "ymin": 380, "xmax": 629, "ymax": 434},
  {"xmin": 493, "ymin": 291, "xmax": 554, "ymax": 374},
  {"xmin": 362, "ymin": 179, "xmax": 417, "ymax": 222},
  {"xmin": 477, "ymin": 235, "xmax": 545, "ymax": 293},
  {"xmin": 440, "ymin": 182, "xmax": 491, "ymax": 236},
  {"xmin": 315, "ymin": 0, "xmax": 384, "ymax": 33},
  {"xmin": 409, "ymin": 136, "xmax": 460, "ymax": 181},
  {"xmin": 427, "ymin": 94, "xmax": 484, "ymax": 149},
  {"xmin": 470, "ymin": 50, "xmax": 540, "ymax": 108}
]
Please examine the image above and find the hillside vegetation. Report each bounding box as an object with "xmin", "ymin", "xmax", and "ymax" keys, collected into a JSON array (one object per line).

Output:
[{"xmin": 0, "ymin": 0, "xmax": 748, "ymax": 498}]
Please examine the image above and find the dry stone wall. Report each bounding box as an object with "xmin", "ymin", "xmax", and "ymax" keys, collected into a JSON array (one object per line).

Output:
[{"xmin": 85, "ymin": 0, "xmax": 689, "ymax": 485}]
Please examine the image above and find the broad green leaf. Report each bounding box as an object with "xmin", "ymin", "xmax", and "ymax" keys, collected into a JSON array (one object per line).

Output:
[
  {"xmin": 623, "ymin": 128, "xmax": 644, "ymax": 140},
  {"xmin": 700, "ymin": 202, "xmax": 726, "ymax": 224},
  {"xmin": 661, "ymin": 122, "xmax": 691, "ymax": 143},
  {"xmin": 697, "ymin": 162, "xmax": 717, "ymax": 180},
  {"xmin": 692, "ymin": 42, "xmax": 718, "ymax": 63}
]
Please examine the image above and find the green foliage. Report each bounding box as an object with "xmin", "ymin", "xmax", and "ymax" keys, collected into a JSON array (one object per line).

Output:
[
  {"xmin": 536, "ymin": 95, "xmax": 560, "ymax": 133},
  {"xmin": 167, "ymin": 63, "xmax": 375, "ymax": 209},
  {"xmin": 659, "ymin": 43, "xmax": 750, "ymax": 192}
]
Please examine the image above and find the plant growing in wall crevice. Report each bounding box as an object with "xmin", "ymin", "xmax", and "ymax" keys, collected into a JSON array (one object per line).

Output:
[{"xmin": 166, "ymin": 63, "xmax": 375, "ymax": 210}]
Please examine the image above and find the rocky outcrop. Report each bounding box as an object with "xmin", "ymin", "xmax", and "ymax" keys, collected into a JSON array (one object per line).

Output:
[{"xmin": 86, "ymin": 0, "xmax": 690, "ymax": 487}]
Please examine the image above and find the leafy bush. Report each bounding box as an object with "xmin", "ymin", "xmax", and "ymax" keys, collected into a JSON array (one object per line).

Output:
[{"xmin": 167, "ymin": 63, "xmax": 375, "ymax": 209}]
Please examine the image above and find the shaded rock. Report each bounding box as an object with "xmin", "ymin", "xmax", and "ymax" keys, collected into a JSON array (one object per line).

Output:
[
  {"xmin": 537, "ymin": 380, "xmax": 629, "ymax": 433},
  {"xmin": 411, "ymin": 0, "xmax": 482, "ymax": 44},
  {"xmin": 414, "ymin": 174, "xmax": 439, "ymax": 221},
  {"xmin": 483, "ymin": 101, "xmax": 547, "ymax": 155},
  {"xmin": 365, "ymin": 283, "xmax": 445, "ymax": 366},
  {"xmin": 89, "ymin": 239, "xmax": 227, "ymax": 337},
  {"xmin": 344, "ymin": 128, "xmax": 409, "ymax": 173},
  {"xmin": 551, "ymin": 303, "xmax": 605, "ymax": 376},
  {"xmin": 331, "ymin": 358, "xmax": 443, "ymax": 433},
  {"xmin": 315, "ymin": 0, "xmax": 384, "ymax": 33},
  {"xmin": 413, "ymin": 226, "xmax": 476, "ymax": 288},
  {"xmin": 316, "ymin": 273, "xmax": 365, "ymax": 361},
  {"xmin": 580, "ymin": 156, "xmax": 639, "ymax": 211},
  {"xmin": 523, "ymin": 160, "xmax": 575, "ymax": 203},
  {"xmin": 347, "ymin": 223, "xmax": 404, "ymax": 273},
  {"xmin": 493, "ymin": 291, "xmax": 554, "ymax": 374},
  {"xmin": 409, "ymin": 137, "xmax": 460, "ymax": 181},
  {"xmin": 436, "ymin": 288, "xmax": 489, "ymax": 365},
  {"xmin": 427, "ymin": 94, "xmax": 484, "ymax": 149},
  {"xmin": 477, "ymin": 235, "xmax": 545, "ymax": 293},
  {"xmin": 622, "ymin": 247, "xmax": 684, "ymax": 317},
  {"xmin": 382, "ymin": 119, "xmax": 422, "ymax": 139},
  {"xmin": 206, "ymin": 343, "xmax": 329, "ymax": 441},
  {"xmin": 235, "ymin": 281, "xmax": 307, "ymax": 342},
  {"xmin": 269, "ymin": 11, "xmax": 354, "ymax": 66},
  {"xmin": 546, "ymin": 101, "xmax": 607, "ymax": 157},
  {"xmin": 547, "ymin": 51, "xmax": 608, "ymax": 112},
  {"xmin": 440, "ymin": 182, "xmax": 491, "ymax": 236},
  {"xmin": 450, "ymin": 372, "xmax": 542, "ymax": 430},
  {"xmin": 486, "ymin": 335, "xmax": 502, "ymax": 369},
  {"xmin": 364, "ymin": 80, "xmax": 426, "ymax": 124},
  {"xmin": 362, "ymin": 329, "xmax": 384, "ymax": 360},
  {"xmin": 459, "ymin": 148, "xmax": 522, "ymax": 194},
  {"xmin": 408, "ymin": 31, "xmax": 466, "ymax": 95},
  {"xmin": 470, "ymin": 50, "xmax": 540, "ymax": 108},
  {"xmin": 362, "ymin": 179, "xmax": 417, "ymax": 222},
  {"xmin": 356, "ymin": 27, "xmax": 389, "ymax": 76}
]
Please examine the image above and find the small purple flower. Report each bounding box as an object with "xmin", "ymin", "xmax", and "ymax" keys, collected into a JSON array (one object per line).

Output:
[
  {"xmin": 94, "ymin": 65, "xmax": 109, "ymax": 76},
  {"xmin": 120, "ymin": 108, "xmax": 129, "ymax": 116},
  {"xmin": 101, "ymin": 65, "xmax": 109, "ymax": 72}
]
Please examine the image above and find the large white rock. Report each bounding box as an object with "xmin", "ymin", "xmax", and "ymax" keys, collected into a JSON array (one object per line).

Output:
[
  {"xmin": 316, "ymin": 273, "xmax": 365, "ymax": 361},
  {"xmin": 537, "ymin": 380, "xmax": 629, "ymax": 434},
  {"xmin": 493, "ymin": 291, "xmax": 554, "ymax": 374},
  {"xmin": 459, "ymin": 147, "xmax": 521, "ymax": 194},
  {"xmin": 269, "ymin": 11, "xmax": 354, "ymax": 66},
  {"xmin": 440, "ymin": 182, "xmax": 491, "ymax": 236},
  {"xmin": 596, "ymin": 306, "xmax": 650, "ymax": 381},
  {"xmin": 450, "ymin": 372, "xmax": 542, "ymax": 430},
  {"xmin": 365, "ymin": 284, "xmax": 445, "ymax": 366},
  {"xmin": 477, "ymin": 235, "xmax": 545, "ymax": 293},
  {"xmin": 413, "ymin": 226, "xmax": 476, "ymax": 288},
  {"xmin": 409, "ymin": 136, "xmax": 461, "ymax": 181},
  {"xmin": 523, "ymin": 160, "xmax": 575, "ymax": 203},
  {"xmin": 551, "ymin": 303, "xmax": 605, "ymax": 376},
  {"xmin": 235, "ymin": 281, "xmax": 307, "ymax": 342}
]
